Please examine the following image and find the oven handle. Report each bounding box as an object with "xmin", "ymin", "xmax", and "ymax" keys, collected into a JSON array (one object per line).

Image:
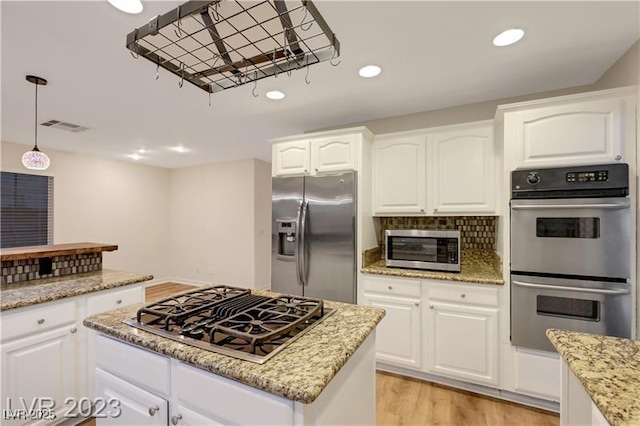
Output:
[
  {"xmin": 511, "ymin": 203, "xmax": 629, "ymax": 210},
  {"xmin": 512, "ymin": 280, "xmax": 630, "ymax": 295}
]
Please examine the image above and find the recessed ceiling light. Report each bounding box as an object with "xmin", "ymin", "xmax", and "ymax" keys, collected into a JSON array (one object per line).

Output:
[
  {"xmin": 107, "ymin": 0, "xmax": 143, "ymax": 14},
  {"xmin": 128, "ymin": 154, "xmax": 141, "ymax": 160},
  {"xmin": 137, "ymin": 148, "xmax": 147, "ymax": 154},
  {"xmin": 358, "ymin": 65, "xmax": 382, "ymax": 78},
  {"xmin": 266, "ymin": 91, "xmax": 285, "ymax": 100},
  {"xmin": 493, "ymin": 29, "xmax": 525, "ymax": 47},
  {"xmin": 168, "ymin": 146, "xmax": 190, "ymax": 153}
]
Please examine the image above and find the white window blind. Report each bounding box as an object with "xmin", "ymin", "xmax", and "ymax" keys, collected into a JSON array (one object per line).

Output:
[{"xmin": 1, "ymin": 171, "xmax": 53, "ymax": 248}]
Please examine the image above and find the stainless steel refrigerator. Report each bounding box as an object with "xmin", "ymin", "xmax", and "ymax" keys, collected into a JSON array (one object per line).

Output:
[{"xmin": 271, "ymin": 172, "xmax": 356, "ymax": 304}]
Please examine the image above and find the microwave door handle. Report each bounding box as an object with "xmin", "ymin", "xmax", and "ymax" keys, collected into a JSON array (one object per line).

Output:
[
  {"xmin": 511, "ymin": 203, "xmax": 629, "ymax": 210},
  {"xmin": 512, "ymin": 281, "xmax": 630, "ymax": 295},
  {"xmin": 299, "ymin": 200, "xmax": 309, "ymax": 286},
  {"xmin": 295, "ymin": 200, "xmax": 304, "ymax": 287}
]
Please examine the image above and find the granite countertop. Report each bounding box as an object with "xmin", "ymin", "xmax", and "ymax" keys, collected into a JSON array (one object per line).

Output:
[
  {"xmin": 0, "ymin": 269, "xmax": 153, "ymax": 311},
  {"xmin": 547, "ymin": 329, "xmax": 640, "ymax": 426},
  {"xmin": 361, "ymin": 249, "xmax": 503, "ymax": 285},
  {"xmin": 83, "ymin": 290, "xmax": 385, "ymax": 404},
  {"xmin": 0, "ymin": 242, "xmax": 118, "ymax": 261}
]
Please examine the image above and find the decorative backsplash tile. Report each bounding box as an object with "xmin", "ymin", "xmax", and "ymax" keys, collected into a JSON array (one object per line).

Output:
[
  {"xmin": 363, "ymin": 247, "xmax": 381, "ymax": 267},
  {"xmin": 378, "ymin": 216, "xmax": 497, "ymax": 251},
  {"xmin": 1, "ymin": 252, "xmax": 102, "ymax": 284}
]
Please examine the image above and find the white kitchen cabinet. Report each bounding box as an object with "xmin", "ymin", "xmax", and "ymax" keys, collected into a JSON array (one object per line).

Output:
[
  {"xmin": 96, "ymin": 369, "xmax": 168, "ymax": 426},
  {"xmin": 372, "ymin": 135, "xmax": 427, "ymax": 214},
  {"xmin": 361, "ymin": 276, "xmax": 422, "ymax": 369},
  {"xmin": 425, "ymin": 282, "xmax": 499, "ymax": 386},
  {"xmin": 504, "ymin": 94, "xmax": 635, "ymax": 169},
  {"xmin": 428, "ymin": 122, "xmax": 496, "ymax": 214},
  {"xmin": 272, "ymin": 140, "xmax": 311, "ymax": 176},
  {"xmin": 1, "ymin": 324, "xmax": 78, "ymax": 424},
  {"xmin": 310, "ymin": 134, "xmax": 358, "ymax": 174}
]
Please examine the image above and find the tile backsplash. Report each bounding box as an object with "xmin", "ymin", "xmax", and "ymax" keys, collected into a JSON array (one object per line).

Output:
[
  {"xmin": 1, "ymin": 252, "xmax": 102, "ymax": 285},
  {"xmin": 378, "ymin": 216, "xmax": 496, "ymax": 251}
]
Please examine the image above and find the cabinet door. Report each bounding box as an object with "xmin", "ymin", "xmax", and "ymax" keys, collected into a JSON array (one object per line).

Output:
[
  {"xmin": 429, "ymin": 124, "xmax": 495, "ymax": 214},
  {"xmin": 310, "ymin": 135, "xmax": 358, "ymax": 174},
  {"xmin": 361, "ymin": 293, "xmax": 421, "ymax": 369},
  {"xmin": 509, "ymin": 97, "xmax": 626, "ymax": 168},
  {"xmin": 272, "ymin": 141, "xmax": 311, "ymax": 176},
  {"xmin": 373, "ymin": 136, "xmax": 427, "ymax": 215},
  {"xmin": 170, "ymin": 404, "xmax": 225, "ymax": 426},
  {"xmin": 1, "ymin": 325, "xmax": 78, "ymax": 423},
  {"xmin": 426, "ymin": 302, "xmax": 498, "ymax": 386},
  {"xmin": 96, "ymin": 369, "xmax": 167, "ymax": 425}
]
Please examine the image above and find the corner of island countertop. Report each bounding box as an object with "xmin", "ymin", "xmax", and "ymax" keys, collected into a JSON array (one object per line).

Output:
[
  {"xmin": 0, "ymin": 269, "xmax": 153, "ymax": 311},
  {"xmin": 546, "ymin": 329, "xmax": 640, "ymax": 426},
  {"xmin": 83, "ymin": 292, "xmax": 386, "ymax": 404}
]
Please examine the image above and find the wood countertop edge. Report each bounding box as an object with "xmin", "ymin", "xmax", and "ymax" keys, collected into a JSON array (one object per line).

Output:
[{"xmin": 1, "ymin": 243, "xmax": 119, "ymax": 261}]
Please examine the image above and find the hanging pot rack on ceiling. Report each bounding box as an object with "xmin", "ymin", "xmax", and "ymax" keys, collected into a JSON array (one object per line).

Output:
[{"xmin": 126, "ymin": 0, "xmax": 340, "ymax": 95}]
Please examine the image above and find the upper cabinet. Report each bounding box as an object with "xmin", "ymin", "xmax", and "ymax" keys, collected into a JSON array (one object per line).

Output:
[
  {"xmin": 271, "ymin": 128, "xmax": 371, "ymax": 177},
  {"xmin": 501, "ymin": 89, "xmax": 637, "ymax": 169},
  {"xmin": 373, "ymin": 135, "xmax": 427, "ymax": 214},
  {"xmin": 428, "ymin": 123, "xmax": 495, "ymax": 214},
  {"xmin": 372, "ymin": 120, "xmax": 496, "ymax": 216}
]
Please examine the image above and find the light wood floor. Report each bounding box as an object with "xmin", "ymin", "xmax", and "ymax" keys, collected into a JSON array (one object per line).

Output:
[{"xmin": 81, "ymin": 283, "xmax": 559, "ymax": 426}]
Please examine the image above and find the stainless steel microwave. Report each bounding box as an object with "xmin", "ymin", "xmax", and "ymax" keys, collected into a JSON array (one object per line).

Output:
[{"xmin": 385, "ymin": 230, "xmax": 460, "ymax": 272}]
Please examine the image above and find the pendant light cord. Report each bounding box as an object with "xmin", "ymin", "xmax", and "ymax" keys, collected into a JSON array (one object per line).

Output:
[{"xmin": 34, "ymin": 81, "xmax": 38, "ymax": 149}]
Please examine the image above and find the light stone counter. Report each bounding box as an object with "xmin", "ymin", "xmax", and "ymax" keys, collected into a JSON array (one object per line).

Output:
[
  {"xmin": 547, "ymin": 329, "xmax": 640, "ymax": 426},
  {"xmin": 83, "ymin": 292, "xmax": 385, "ymax": 404},
  {"xmin": 0, "ymin": 269, "xmax": 153, "ymax": 311},
  {"xmin": 361, "ymin": 249, "xmax": 503, "ymax": 285}
]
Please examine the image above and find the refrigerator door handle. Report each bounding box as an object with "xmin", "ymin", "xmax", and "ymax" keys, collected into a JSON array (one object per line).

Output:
[
  {"xmin": 295, "ymin": 200, "xmax": 304, "ymax": 286},
  {"xmin": 299, "ymin": 199, "xmax": 309, "ymax": 286}
]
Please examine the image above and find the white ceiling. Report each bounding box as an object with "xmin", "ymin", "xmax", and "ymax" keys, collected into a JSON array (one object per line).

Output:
[{"xmin": 2, "ymin": 1, "xmax": 639, "ymax": 168}]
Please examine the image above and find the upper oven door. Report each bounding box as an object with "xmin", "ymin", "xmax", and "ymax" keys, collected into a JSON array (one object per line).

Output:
[{"xmin": 510, "ymin": 197, "xmax": 631, "ymax": 279}]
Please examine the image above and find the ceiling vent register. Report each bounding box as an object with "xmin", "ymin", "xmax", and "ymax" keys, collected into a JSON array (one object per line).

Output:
[
  {"xmin": 40, "ymin": 119, "xmax": 90, "ymax": 133},
  {"xmin": 126, "ymin": 0, "xmax": 340, "ymax": 95}
]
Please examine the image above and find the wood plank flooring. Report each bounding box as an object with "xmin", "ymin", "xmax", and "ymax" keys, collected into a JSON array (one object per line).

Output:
[{"xmin": 80, "ymin": 283, "xmax": 559, "ymax": 426}]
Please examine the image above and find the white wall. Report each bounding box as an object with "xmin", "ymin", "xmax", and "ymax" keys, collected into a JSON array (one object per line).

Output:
[
  {"xmin": 593, "ymin": 40, "xmax": 639, "ymax": 90},
  {"xmin": 168, "ymin": 158, "xmax": 271, "ymax": 288},
  {"xmin": 0, "ymin": 141, "xmax": 171, "ymax": 277}
]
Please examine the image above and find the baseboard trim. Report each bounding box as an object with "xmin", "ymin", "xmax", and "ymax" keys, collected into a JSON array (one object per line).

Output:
[{"xmin": 376, "ymin": 363, "xmax": 560, "ymax": 413}]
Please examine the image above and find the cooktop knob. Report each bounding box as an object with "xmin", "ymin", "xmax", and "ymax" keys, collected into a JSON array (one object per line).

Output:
[{"xmin": 527, "ymin": 172, "xmax": 540, "ymax": 185}]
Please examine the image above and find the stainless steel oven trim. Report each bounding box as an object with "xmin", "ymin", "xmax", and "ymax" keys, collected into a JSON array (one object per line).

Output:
[
  {"xmin": 385, "ymin": 229, "xmax": 460, "ymax": 272},
  {"xmin": 511, "ymin": 202, "xmax": 629, "ymax": 210},
  {"xmin": 512, "ymin": 280, "xmax": 630, "ymax": 295},
  {"xmin": 385, "ymin": 229, "xmax": 461, "ymax": 238}
]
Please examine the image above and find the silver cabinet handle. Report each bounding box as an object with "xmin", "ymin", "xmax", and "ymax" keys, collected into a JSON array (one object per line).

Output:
[
  {"xmin": 304, "ymin": 169, "xmax": 308, "ymax": 173},
  {"xmin": 37, "ymin": 318, "xmax": 45, "ymax": 325},
  {"xmin": 615, "ymin": 155, "xmax": 622, "ymax": 161},
  {"xmin": 387, "ymin": 285, "xmax": 393, "ymax": 290},
  {"xmin": 116, "ymin": 299, "xmax": 122, "ymax": 305},
  {"xmin": 414, "ymin": 302, "xmax": 420, "ymax": 307},
  {"xmin": 171, "ymin": 414, "xmax": 183, "ymax": 425},
  {"xmin": 148, "ymin": 406, "xmax": 159, "ymax": 416},
  {"xmin": 460, "ymin": 293, "xmax": 466, "ymax": 298},
  {"xmin": 511, "ymin": 203, "xmax": 629, "ymax": 210},
  {"xmin": 512, "ymin": 281, "xmax": 630, "ymax": 295},
  {"xmin": 315, "ymin": 168, "xmax": 319, "ymax": 172},
  {"xmin": 70, "ymin": 327, "xmax": 77, "ymax": 334},
  {"xmin": 429, "ymin": 304, "xmax": 434, "ymax": 309}
]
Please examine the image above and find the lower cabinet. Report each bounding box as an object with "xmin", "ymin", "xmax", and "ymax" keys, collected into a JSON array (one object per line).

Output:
[
  {"xmin": 361, "ymin": 293, "xmax": 421, "ymax": 369},
  {"xmin": 425, "ymin": 301, "xmax": 499, "ymax": 386},
  {"xmin": 360, "ymin": 275, "xmax": 500, "ymax": 388}
]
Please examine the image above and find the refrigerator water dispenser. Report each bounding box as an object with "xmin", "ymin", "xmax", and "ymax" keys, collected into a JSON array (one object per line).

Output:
[{"xmin": 276, "ymin": 218, "xmax": 297, "ymax": 258}]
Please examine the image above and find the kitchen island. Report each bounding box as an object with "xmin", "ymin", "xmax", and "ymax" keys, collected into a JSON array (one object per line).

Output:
[
  {"xmin": 547, "ymin": 329, "xmax": 640, "ymax": 426},
  {"xmin": 83, "ymin": 290, "xmax": 385, "ymax": 425}
]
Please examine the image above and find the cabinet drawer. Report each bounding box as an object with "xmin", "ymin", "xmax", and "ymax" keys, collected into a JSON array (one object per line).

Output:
[
  {"xmin": 97, "ymin": 335, "xmax": 171, "ymax": 395},
  {"xmin": 428, "ymin": 281, "xmax": 499, "ymax": 307},
  {"xmin": 362, "ymin": 276, "xmax": 421, "ymax": 297},
  {"xmin": 86, "ymin": 285, "xmax": 143, "ymax": 316},
  {"xmin": 1, "ymin": 300, "xmax": 76, "ymax": 341},
  {"xmin": 175, "ymin": 362, "xmax": 293, "ymax": 425}
]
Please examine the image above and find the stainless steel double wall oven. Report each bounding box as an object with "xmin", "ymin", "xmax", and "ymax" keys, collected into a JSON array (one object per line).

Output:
[{"xmin": 510, "ymin": 164, "xmax": 632, "ymax": 352}]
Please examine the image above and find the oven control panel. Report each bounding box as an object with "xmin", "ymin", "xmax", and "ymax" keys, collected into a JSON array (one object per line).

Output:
[{"xmin": 566, "ymin": 170, "xmax": 608, "ymax": 183}]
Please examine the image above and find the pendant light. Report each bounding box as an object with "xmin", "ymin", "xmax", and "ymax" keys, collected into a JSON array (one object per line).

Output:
[{"xmin": 22, "ymin": 75, "xmax": 50, "ymax": 170}]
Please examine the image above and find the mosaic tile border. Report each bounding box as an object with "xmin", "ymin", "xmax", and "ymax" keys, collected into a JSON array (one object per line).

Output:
[{"xmin": 1, "ymin": 252, "xmax": 102, "ymax": 284}]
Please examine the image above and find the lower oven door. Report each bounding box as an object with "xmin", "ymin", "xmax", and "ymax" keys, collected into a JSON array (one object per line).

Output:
[
  {"xmin": 510, "ymin": 274, "xmax": 631, "ymax": 352},
  {"xmin": 510, "ymin": 197, "xmax": 631, "ymax": 279}
]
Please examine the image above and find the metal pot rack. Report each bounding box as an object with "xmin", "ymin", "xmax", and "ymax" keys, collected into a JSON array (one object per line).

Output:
[{"xmin": 126, "ymin": 0, "xmax": 340, "ymax": 95}]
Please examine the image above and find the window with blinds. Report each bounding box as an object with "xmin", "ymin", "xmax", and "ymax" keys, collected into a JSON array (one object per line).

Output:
[{"xmin": 1, "ymin": 172, "xmax": 53, "ymax": 248}]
